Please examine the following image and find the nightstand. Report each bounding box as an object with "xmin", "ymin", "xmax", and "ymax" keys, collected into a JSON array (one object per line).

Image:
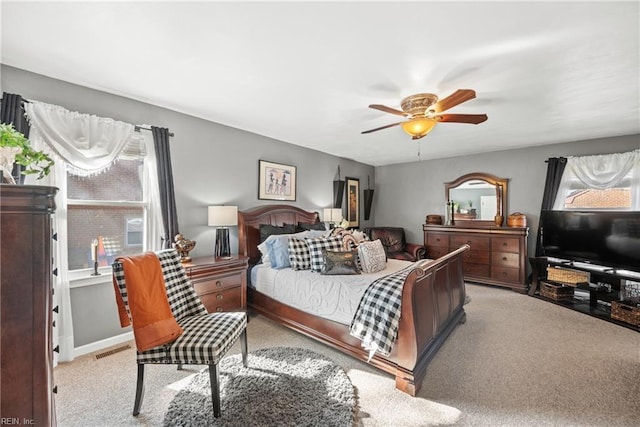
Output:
[{"xmin": 183, "ymin": 255, "xmax": 249, "ymax": 313}]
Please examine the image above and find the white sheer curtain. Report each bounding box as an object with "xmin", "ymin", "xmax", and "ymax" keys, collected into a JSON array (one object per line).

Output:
[
  {"xmin": 23, "ymin": 103, "xmax": 161, "ymax": 362},
  {"xmin": 24, "ymin": 100, "xmax": 134, "ymax": 176},
  {"xmin": 553, "ymin": 150, "xmax": 640, "ymax": 210}
]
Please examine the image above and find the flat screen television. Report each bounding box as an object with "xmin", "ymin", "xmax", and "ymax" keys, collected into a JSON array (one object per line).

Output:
[{"xmin": 540, "ymin": 210, "xmax": 640, "ymax": 273}]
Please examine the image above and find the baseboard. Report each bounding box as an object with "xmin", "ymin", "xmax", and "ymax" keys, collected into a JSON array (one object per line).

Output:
[{"xmin": 73, "ymin": 332, "xmax": 134, "ymax": 359}]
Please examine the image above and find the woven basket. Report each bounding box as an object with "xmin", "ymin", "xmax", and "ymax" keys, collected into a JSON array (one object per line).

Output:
[
  {"xmin": 546, "ymin": 266, "xmax": 589, "ymax": 286},
  {"xmin": 540, "ymin": 281, "xmax": 574, "ymax": 301},
  {"xmin": 611, "ymin": 301, "xmax": 640, "ymax": 326}
]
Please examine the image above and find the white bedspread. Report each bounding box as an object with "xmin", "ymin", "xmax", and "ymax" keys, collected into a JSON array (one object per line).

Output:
[{"xmin": 250, "ymin": 259, "xmax": 413, "ymax": 325}]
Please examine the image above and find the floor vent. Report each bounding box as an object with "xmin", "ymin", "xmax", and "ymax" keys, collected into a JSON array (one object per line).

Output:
[{"xmin": 95, "ymin": 344, "xmax": 131, "ymax": 360}]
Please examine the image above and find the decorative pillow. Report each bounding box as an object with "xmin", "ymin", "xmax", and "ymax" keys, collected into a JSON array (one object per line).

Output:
[
  {"xmin": 259, "ymin": 223, "xmax": 296, "ymax": 243},
  {"xmin": 358, "ymin": 239, "xmax": 387, "ymax": 273},
  {"xmin": 305, "ymin": 236, "xmax": 344, "ymax": 272},
  {"xmin": 266, "ymin": 234, "xmax": 296, "ymax": 269},
  {"xmin": 321, "ymin": 250, "xmax": 360, "ymax": 275},
  {"xmin": 296, "ymin": 221, "xmax": 327, "ymax": 232},
  {"xmin": 288, "ymin": 237, "xmax": 311, "ymax": 270}
]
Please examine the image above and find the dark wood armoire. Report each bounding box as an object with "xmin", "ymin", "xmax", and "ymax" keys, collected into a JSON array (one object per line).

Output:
[{"xmin": 1, "ymin": 184, "xmax": 58, "ymax": 425}]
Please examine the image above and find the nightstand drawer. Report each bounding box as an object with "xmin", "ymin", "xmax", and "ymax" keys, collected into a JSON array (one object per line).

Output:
[
  {"xmin": 192, "ymin": 272, "xmax": 242, "ymax": 294},
  {"xmin": 199, "ymin": 287, "xmax": 242, "ymax": 313}
]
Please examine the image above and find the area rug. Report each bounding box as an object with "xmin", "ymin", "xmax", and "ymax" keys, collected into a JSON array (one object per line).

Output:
[{"xmin": 163, "ymin": 347, "xmax": 358, "ymax": 427}]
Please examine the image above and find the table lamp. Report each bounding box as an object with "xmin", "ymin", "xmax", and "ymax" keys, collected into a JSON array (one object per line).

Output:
[
  {"xmin": 208, "ymin": 206, "xmax": 238, "ymax": 258},
  {"xmin": 323, "ymin": 208, "xmax": 343, "ymax": 229}
]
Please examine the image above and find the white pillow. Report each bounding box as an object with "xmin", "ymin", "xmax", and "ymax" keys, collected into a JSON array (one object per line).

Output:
[{"xmin": 358, "ymin": 239, "xmax": 387, "ymax": 273}]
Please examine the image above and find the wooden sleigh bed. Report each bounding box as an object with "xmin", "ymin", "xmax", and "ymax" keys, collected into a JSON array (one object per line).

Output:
[{"xmin": 238, "ymin": 204, "xmax": 469, "ymax": 396}]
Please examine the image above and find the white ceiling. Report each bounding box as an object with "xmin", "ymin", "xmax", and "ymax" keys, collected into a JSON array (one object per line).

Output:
[{"xmin": 2, "ymin": 1, "xmax": 639, "ymax": 166}]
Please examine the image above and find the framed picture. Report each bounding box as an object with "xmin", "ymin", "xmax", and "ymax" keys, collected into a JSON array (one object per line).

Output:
[
  {"xmin": 345, "ymin": 176, "xmax": 359, "ymax": 228},
  {"xmin": 258, "ymin": 160, "xmax": 297, "ymax": 201}
]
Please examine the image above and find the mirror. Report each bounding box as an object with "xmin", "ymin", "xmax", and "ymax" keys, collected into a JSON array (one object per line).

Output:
[{"xmin": 445, "ymin": 172, "xmax": 509, "ymax": 227}]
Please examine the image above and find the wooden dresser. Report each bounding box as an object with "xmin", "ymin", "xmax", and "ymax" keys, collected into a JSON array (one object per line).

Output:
[
  {"xmin": 1, "ymin": 184, "xmax": 58, "ymax": 425},
  {"xmin": 423, "ymin": 224, "xmax": 529, "ymax": 292},
  {"xmin": 183, "ymin": 255, "xmax": 249, "ymax": 312}
]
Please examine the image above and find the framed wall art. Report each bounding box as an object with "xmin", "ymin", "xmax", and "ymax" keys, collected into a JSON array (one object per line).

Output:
[
  {"xmin": 258, "ymin": 160, "xmax": 297, "ymax": 201},
  {"xmin": 345, "ymin": 176, "xmax": 359, "ymax": 228}
]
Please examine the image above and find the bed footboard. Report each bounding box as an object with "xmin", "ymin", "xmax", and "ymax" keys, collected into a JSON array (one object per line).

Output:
[{"xmin": 394, "ymin": 244, "xmax": 469, "ymax": 395}]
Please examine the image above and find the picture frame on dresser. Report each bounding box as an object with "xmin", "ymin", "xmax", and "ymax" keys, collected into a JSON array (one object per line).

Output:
[
  {"xmin": 258, "ymin": 160, "xmax": 296, "ymax": 201},
  {"xmin": 345, "ymin": 176, "xmax": 359, "ymax": 228}
]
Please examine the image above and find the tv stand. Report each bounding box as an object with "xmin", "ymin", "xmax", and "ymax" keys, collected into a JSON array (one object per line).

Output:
[{"xmin": 530, "ymin": 257, "xmax": 640, "ymax": 332}]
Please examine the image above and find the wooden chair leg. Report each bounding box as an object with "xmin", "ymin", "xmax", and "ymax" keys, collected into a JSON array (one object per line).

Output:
[
  {"xmin": 240, "ymin": 329, "xmax": 248, "ymax": 367},
  {"xmin": 132, "ymin": 364, "xmax": 145, "ymax": 416},
  {"xmin": 209, "ymin": 364, "xmax": 221, "ymax": 418}
]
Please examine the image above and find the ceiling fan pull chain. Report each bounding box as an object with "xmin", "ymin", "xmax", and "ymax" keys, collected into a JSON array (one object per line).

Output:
[{"xmin": 417, "ymin": 140, "xmax": 421, "ymax": 162}]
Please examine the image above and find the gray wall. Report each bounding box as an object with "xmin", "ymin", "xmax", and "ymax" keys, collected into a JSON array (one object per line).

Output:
[
  {"xmin": 374, "ymin": 134, "xmax": 640, "ymax": 261},
  {"xmin": 1, "ymin": 65, "xmax": 375, "ymax": 347}
]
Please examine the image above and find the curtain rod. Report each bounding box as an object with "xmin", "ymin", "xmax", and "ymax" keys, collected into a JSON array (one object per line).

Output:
[
  {"xmin": 1, "ymin": 96, "xmax": 174, "ymax": 138},
  {"xmin": 134, "ymin": 125, "xmax": 174, "ymax": 137}
]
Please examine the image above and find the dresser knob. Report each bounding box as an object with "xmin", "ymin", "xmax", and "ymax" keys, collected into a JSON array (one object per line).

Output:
[
  {"xmin": 503, "ymin": 242, "xmax": 507, "ymax": 246},
  {"xmin": 216, "ymin": 280, "xmax": 223, "ymax": 287},
  {"xmin": 53, "ymin": 345, "xmax": 60, "ymax": 353},
  {"xmin": 216, "ymin": 307, "xmax": 223, "ymax": 312},
  {"xmin": 216, "ymin": 294, "xmax": 223, "ymax": 300},
  {"xmin": 53, "ymin": 306, "xmax": 59, "ymax": 313},
  {"xmin": 467, "ymin": 241, "xmax": 472, "ymax": 245},
  {"xmin": 502, "ymin": 257, "xmax": 508, "ymax": 261},
  {"xmin": 53, "ymin": 386, "xmax": 58, "ymax": 394}
]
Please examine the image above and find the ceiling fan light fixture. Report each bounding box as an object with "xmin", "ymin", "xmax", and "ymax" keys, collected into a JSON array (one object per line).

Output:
[{"xmin": 401, "ymin": 117, "xmax": 437, "ymax": 139}]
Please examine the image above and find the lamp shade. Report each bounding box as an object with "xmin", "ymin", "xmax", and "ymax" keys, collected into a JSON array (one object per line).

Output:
[
  {"xmin": 208, "ymin": 206, "xmax": 238, "ymax": 227},
  {"xmin": 400, "ymin": 118, "xmax": 437, "ymax": 139},
  {"xmin": 323, "ymin": 208, "xmax": 343, "ymax": 223}
]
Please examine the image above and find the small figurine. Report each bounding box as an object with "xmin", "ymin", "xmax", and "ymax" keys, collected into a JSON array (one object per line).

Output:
[{"xmin": 173, "ymin": 233, "xmax": 196, "ymax": 262}]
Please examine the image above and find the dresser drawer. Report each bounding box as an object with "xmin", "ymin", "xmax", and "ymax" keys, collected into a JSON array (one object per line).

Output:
[
  {"xmin": 427, "ymin": 233, "xmax": 449, "ymax": 248},
  {"xmin": 491, "ymin": 252, "xmax": 520, "ymax": 268},
  {"xmin": 491, "ymin": 237, "xmax": 520, "ymax": 253},
  {"xmin": 491, "ymin": 266, "xmax": 520, "ymax": 283},
  {"xmin": 463, "ymin": 250, "xmax": 490, "ymax": 264},
  {"xmin": 193, "ymin": 272, "xmax": 242, "ymax": 294},
  {"xmin": 463, "ymin": 262, "xmax": 490, "ymax": 278},
  {"xmin": 427, "ymin": 246, "xmax": 450, "ymax": 259},
  {"xmin": 450, "ymin": 234, "xmax": 490, "ymax": 251},
  {"xmin": 199, "ymin": 287, "xmax": 242, "ymax": 313}
]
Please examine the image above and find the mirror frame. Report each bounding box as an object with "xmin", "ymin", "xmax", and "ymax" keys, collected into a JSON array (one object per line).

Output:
[{"xmin": 444, "ymin": 172, "xmax": 509, "ymax": 228}]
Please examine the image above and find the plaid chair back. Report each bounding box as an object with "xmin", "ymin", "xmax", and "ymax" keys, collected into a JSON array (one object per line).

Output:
[{"xmin": 112, "ymin": 249, "xmax": 207, "ymax": 324}]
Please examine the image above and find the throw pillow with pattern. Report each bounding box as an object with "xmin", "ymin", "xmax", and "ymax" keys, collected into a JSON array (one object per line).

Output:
[
  {"xmin": 288, "ymin": 237, "xmax": 311, "ymax": 270},
  {"xmin": 358, "ymin": 239, "xmax": 387, "ymax": 273},
  {"xmin": 305, "ymin": 236, "xmax": 344, "ymax": 272}
]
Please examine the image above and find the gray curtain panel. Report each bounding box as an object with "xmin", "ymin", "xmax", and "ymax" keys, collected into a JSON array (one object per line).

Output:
[
  {"xmin": 535, "ymin": 157, "xmax": 567, "ymax": 256},
  {"xmin": 1, "ymin": 92, "xmax": 30, "ymax": 183},
  {"xmin": 151, "ymin": 126, "xmax": 180, "ymax": 249}
]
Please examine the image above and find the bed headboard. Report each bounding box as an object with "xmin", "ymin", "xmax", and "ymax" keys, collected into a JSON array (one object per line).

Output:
[{"xmin": 238, "ymin": 204, "xmax": 321, "ymax": 266}]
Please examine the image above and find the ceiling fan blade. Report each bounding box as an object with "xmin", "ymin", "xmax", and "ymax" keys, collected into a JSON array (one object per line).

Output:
[
  {"xmin": 434, "ymin": 113, "xmax": 488, "ymax": 124},
  {"xmin": 369, "ymin": 104, "xmax": 407, "ymax": 116},
  {"xmin": 430, "ymin": 89, "xmax": 477, "ymax": 113},
  {"xmin": 361, "ymin": 122, "xmax": 402, "ymax": 134}
]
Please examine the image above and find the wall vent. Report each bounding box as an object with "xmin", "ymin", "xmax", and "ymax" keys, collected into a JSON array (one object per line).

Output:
[{"xmin": 94, "ymin": 344, "xmax": 131, "ymax": 360}]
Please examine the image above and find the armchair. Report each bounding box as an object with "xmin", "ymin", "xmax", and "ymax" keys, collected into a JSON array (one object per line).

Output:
[
  {"xmin": 112, "ymin": 249, "xmax": 248, "ymax": 418},
  {"xmin": 363, "ymin": 227, "xmax": 426, "ymax": 261}
]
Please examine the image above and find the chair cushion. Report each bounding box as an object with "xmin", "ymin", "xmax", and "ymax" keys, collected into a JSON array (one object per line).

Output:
[{"xmin": 137, "ymin": 311, "xmax": 247, "ymax": 364}]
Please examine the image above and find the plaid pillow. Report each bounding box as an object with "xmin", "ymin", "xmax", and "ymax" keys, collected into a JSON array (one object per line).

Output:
[
  {"xmin": 305, "ymin": 236, "xmax": 344, "ymax": 272},
  {"xmin": 288, "ymin": 237, "xmax": 311, "ymax": 270}
]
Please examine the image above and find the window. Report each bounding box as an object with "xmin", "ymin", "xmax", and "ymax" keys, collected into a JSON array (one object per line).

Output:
[
  {"xmin": 66, "ymin": 145, "xmax": 151, "ymax": 271},
  {"xmin": 553, "ymin": 151, "xmax": 639, "ymax": 211}
]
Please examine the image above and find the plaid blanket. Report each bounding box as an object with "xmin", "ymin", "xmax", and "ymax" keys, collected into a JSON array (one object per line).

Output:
[{"xmin": 349, "ymin": 264, "xmax": 415, "ymax": 360}]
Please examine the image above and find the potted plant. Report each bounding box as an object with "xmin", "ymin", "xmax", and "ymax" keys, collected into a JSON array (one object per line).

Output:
[{"xmin": 0, "ymin": 123, "xmax": 54, "ymax": 183}]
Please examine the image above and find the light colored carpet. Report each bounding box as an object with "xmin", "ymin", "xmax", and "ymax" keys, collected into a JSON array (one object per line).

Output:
[
  {"xmin": 54, "ymin": 284, "xmax": 640, "ymax": 426},
  {"xmin": 162, "ymin": 347, "xmax": 357, "ymax": 426}
]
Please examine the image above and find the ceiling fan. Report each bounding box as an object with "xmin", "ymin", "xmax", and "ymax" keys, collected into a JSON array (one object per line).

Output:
[{"xmin": 362, "ymin": 89, "xmax": 488, "ymax": 140}]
